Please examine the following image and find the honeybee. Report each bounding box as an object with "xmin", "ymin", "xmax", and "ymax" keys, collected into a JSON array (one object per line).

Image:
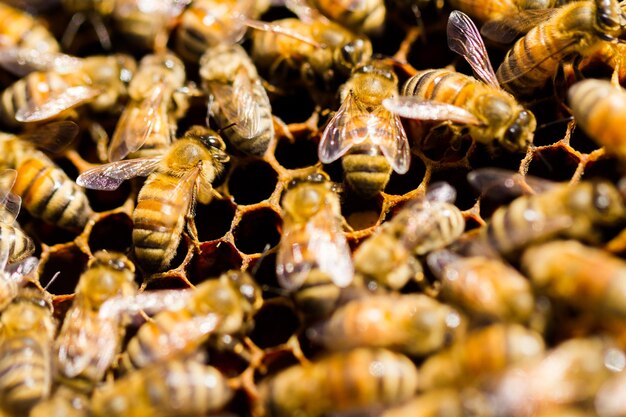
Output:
[
  {"xmin": 249, "ymin": 17, "xmax": 372, "ymax": 105},
  {"xmin": 0, "ymin": 53, "xmax": 135, "ymax": 128},
  {"xmin": 319, "ymin": 60, "xmax": 410, "ymax": 197},
  {"xmin": 384, "ymin": 11, "xmax": 536, "ymax": 153},
  {"xmin": 467, "ymin": 168, "xmax": 626, "ymax": 258},
  {"xmin": 596, "ymin": 370, "xmax": 626, "ymax": 417},
  {"xmin": 495, "ymin": 0, "xmax": 626, "ymax": 96},
  {"xmin": 54, "ymin": 251, "xmax": 138, "ymax": 392},
  {"xmin": 380, "ymin": 388, "xmax": 495, "ymax": 417},
  {"xmin": 283, "ymin": 0, "xmax": 386, "ymax": 35},
  {"xmin": 120, "ymin": 270, "xmax": 262, "ymax": 370},
  {"xmin": 426, "ymin": 250, "xmax": 535, "ymax": 322},
  {"xmin": 107, "ymin": 52, "xmax": 186, "ymax": 162},
  {"xmin": 200, "ymin": 44, "xmax": 274, "ymax": 157},
  {"xmin": 91, "ymin": 359, "xmax": 233, "ymax": 417},
  {"xmin": 352, "ymin": 182, "xmax": 464, "ymax": 289},
  {"xmin": 0, "ymin": 123, "xmax": 95, "ymax": 231},
  {"xmin": 521, "ymin": 240, "xmax": 626, "ymax": 319},
  {"xmin": 256, "ymin": 348, "xmax": 419, "ymax": 417},
  {"xmin": 419, "ymin": 323, "xmax": 545, "ymax": 390},
  {"xmin": 568, "ymin": 79, "xmax": 626, "ymax": 160},
  {"xmin": 447, "ymin": 0, "xmax": 571, "ymax": 25},
  {"xmin": 308, "ymin": 293, "xmax": 467, "ymax": 356},
  {"xmin": 29, "ymin": 385, "xmax": 90, "ymax": 417},
  {"xmin": 0, "ymin": 2, "xmax": 59, "ymax": 53},
  {"xmin": 0, "ymin": 288, "xmax": 56, "ymax": 416},
  {"xmin": 77, "ymin": 126, "xmax": 230, "ymax": 273}
]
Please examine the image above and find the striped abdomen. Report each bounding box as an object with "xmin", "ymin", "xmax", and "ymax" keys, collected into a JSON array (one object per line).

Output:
[
  {"xmin": 259, "ymin": 348, "xmax": 419, "ymax": 417},
  {"xmin": 0, "ymin": 3, "xmax": 59, "ymax": 52},
  {"xmin": 0, "ymin": 336, "xmax": 52, "ymax": 415},
  {"xmin": 402, "ymin": 68, "xmax": 482, "ymax": 110},
  {"xmin": 342, "ymin": 143, "xmax": 392, "ymax": 198},
  {"xmin": 13, "ymin": 157, "xmax": 93, "ymax": 230},
  {"xmin": 132, "ymin": 173, "xmax": 191, "ymax": 272},
  {"xmin": 0, "ymin": 223, "xmax": 34, "ymax": 264}
]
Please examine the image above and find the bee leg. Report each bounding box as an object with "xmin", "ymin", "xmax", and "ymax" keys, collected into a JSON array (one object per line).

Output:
[
  {"xmin": 85, "ymin": 120, "xmax": 110, "ymax": 163},
  {"xmin": 88, "ymin": 12, "xmax": 112, "ymax": 51},
  {"xmin": 341, "ymin": 217, "xmax": 355, "ymax": 233},
  {"xmin": 61, "ymin": 12, "xmax": 88, "ymax": 51}
]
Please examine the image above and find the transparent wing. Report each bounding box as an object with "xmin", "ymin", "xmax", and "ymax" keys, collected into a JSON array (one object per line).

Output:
[
  {"xmin": 108, "ymin": 83, "xmax": 169, "ymax": 161},
  {"xmin": 467, "ymin": 167, "xmax": 558, "ymax": 198},
  {"xmin": 243, "ymin": 18, "xmax": 326, "ymax": 48},
  {"xmin": 319, "ymin": 92, "xmax": 369, "ymax": 163},
  {"xmin": 76, "ymin": 157, "xmax": 163, "ymax": 190},
  {"xmin": 98, "ymin": 288, "xmax": 194, "ymax": 320},
  {"xmin": 447, "ymin": 10, "xmax": 500, "ymax": 89},
  {"xmin": 0, "ymin": 47, "xmax": 83, "ymax": 77},
  {"xmin": 0, "ymin": 169, "xmax": 20, "ymax": 224},
  {"xmin": 481, "ymin": 9, "xmax": 559, "ymax": 44},
  {"xmin": 368, "ymin": 106, "xmax": 411, "ymax": 174},
  {"xmin": 382, "ymin": 96, "xmax": 482, "ymax": 125},
  {"xmin": 282, "ymin": 0, "xmax": 330, "ymax": 23},
  {"xmin": 20, "ymin": 120, "xmax": 80, "ymax": 153},
  {"xmin": 426, "ymin": 181, "xmax": 457, "ymax": 203},
  {"xmin": 276, "ymin": 225, "xmax": 313, "ymax": 291},
  {"xmin": 16, "ymin": 86, "xmax": 100, "ymax": 122}
]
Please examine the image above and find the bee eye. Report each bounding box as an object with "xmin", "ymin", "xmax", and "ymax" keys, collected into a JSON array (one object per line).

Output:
[{"xmin": 341, "ymin": 43, "xmax": 355, "ymax": 63}]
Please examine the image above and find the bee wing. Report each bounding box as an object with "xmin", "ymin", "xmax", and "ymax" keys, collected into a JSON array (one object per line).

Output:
[
  {"xmin": 467, "ymin": 167, "xmax": 558, "ymax": 198},
  {"xmin": 243, "ymin": 19, "xmax": 326, "ymax": 48},
  {"xmin": 15, "ymin": 86, "xmax": 101, "ymax": 123},
  {"xmin": 115, "ymin": 0, "xmax": 190, "ymax": 19},
  {"xmin": 382, "ymin": 96, "xmax": 482, "ymax": 125},
  {"xmin": 207, "ymin": 67, "xmax": 264, "ymax": 139},
  {"xmin": 0, "ymin": 169, "xmax": 20, "ymax": 224},
  {"xmin": 368, "ymin": 106, "xmax": 411, "ymax": 174},
  {"xmin": 20, "ymin": 120, "xmax": 80, "ymax": 153},
  {"xmin": 76, "ymin": 156, "xmax": 163, "ymax": 191},
  {"xmin": 426, "ymin": 181, "xmax": 457, "ymax": 203},
  {"xmin": 319, "ymin": 92, "xmax": 370, "ymax": 164},
  {"xmin": 447, "ymin": 10, "xmax": 500, "ymax": 89},
  {"xmin": 276, "ymin": 226, "xmax": 314, "ymax": 291},
  {"xmin": 147, "ymin": 313, "xmax": 221, "ymax": 359},
  {"xmin": 481, "ymin": 9, "xmax": 560, "ymax": 44},
  {"xmin": 98, "ymin": 289, "xmax": 194, "ymax": 320},
  {"xmin": 108, "ymin": 83, "xmax": 169, "ymax": 162},
  {"xmin": 281, "ymin": 0, "xmax": 330, "ymax": 23},
  {"xmin": 0, "ymin": 47, "xmax": 83, "ymax": 77}
]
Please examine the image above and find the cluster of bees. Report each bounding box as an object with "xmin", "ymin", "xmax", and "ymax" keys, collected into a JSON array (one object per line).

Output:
[{"xmin": 2, "ymin": 0, "xmax": 626, "ymax": 416}]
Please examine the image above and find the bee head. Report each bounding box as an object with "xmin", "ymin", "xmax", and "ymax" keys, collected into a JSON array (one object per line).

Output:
[
  {"xmin": 500, "ymin": 110, "xmax": 536, "ymax": 153},
  {"xmin": 334, "ymin": 36, "xmax": 373, "ymax": 76},
  {"xmin": 225, "ymin": 271, "xmax": 263, "ymax": 313}
]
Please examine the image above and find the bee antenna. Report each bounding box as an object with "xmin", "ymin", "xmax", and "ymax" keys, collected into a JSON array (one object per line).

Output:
[
  {"xmin": 43, "ymin": 271, "xmax": 61, "ymax": 292},
  {"xmin": 260, "ymin": 284, "xmax": 290, "ymax": 297},
  {"xmin": 206, "ymin": 95, "xmax": 215, "ymax": 128},
  {"xmin": 536, "ymin": 116, "xmax": 574, "ymax": 130},
  {"xmin": 250, "ymin": 244, "xmax": 271, "ymax": 277},
  {"xmin": 218, "ymin": 123, "xmax": 238, "ymax": 135}
]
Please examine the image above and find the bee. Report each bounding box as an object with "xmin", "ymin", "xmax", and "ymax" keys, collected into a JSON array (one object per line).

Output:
[
  {"xmin": 447, "ymin": 0, "xmax": 563, "ymax": 24},
  {"xmin": 276, "ymin": 173, "xmax": 354, "ymax": 319},
  {"xmin": 426, "ymin": 250, "xmax": 535, "ymax": 322},
  {"xmin": 249, "ymin": 17, "xmax": 372, "ymax": 105},
  {"xmin": 467, "ymin": 168, "xmax": 626, "ymax": 259},
  {"xmin": 568, "ymin": 79, "xmax": 626, "ymax": 161},
  {"xmin": 256, "ymin": 347, "xmax": 419, "ymax": 417},
  {"xmin": 283, "ymin": 0, "xmax": 386, "ymax": 35},
  {"xmin": 352, "ymin": 182, "xmax": 465, "ymax": 289},
  {"xmin": 596, "ymin": 369, "xmax": 626, "ymax": 417},
  {"xmin": 120, "ymin": 270, "xmax": 262, "ymax": 370},
  {"xmin": 107, "ymin": 52, "xmax": 186, "ymax": 162},
  {"xmin": 308, "ymin": 293, "xmax": 467, "ymax": 357},
  {"xmin": 91, "ymin": 359, "xmax": 233, "ymax": 417},
  {"xmin": 521, "ymin": 240, "xmax": 626, "ymax": 319},
  {"xmin": 0, "ymin": 2, "xmax": 59, "ymax": 53},
  {"xmin": 319, "ymin": 60, "xmax": 410, "ymax": 197},
  {"xmin": 495, "ymin": 0, "xmax": 626, "ymax": 96},
  {"xmin": 60, "ymin": 0, "xmax": 116, "ymax": 51},
  {"xmin": 77, "ymin": 125, "xmax": 230, "ymax": 273},
  {"xmin": 29, "ymin": 385, "xmax": 90, "ymax": 417},
  {"xmin": 0, "ymin": 123, "xmax": 95, "ymax": 231},
  {"xmin": 0, "ymin": 53, "xmax": 136, "ymax": 128},
  {"xmin": 384, "ymin": 11, "xmax": 536, "ymax": 153},
  {"xmin": 0, "ymin": 288, "xmax": 56, "ymax": 416},
  {"xmin": 53, "ymin": 251, "xmax": 138, "ymax": 393},
  {"xmin": 419, "ymin": 323, "xmax": 545, "ymax": 390},
  {"xmin": 379, "ymin": 388, "xmax": 495, "ymax": 417},
  {"xmin": 200, "ymin": 44, "xmax": 274, "ymax": 157}
]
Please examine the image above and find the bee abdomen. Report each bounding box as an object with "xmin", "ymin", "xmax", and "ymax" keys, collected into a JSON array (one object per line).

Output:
[
  {"xmin": 225, "ymin": 83, "xmax": 273, "ymax": 156},
  {"xmin": 0, "ymin": 223, "xmax": 34, "ymax": 264},
  {"xmin": 343, "ymin": 149, "xmax": 391, "ymax": 198},
  {"xmin": 13, "ymin": 158, "xmax": 93, "ymax": 230},
  {"xmin": 0, "ymin": 336, "xmax": 51, "ymax": 415},
  {"xmin": 402, "ymin": 69, "xmax": 477, "ymax": 108},
  {"xmin": 414, "ymin": 203, "xmax": 466, "ymax": 255}
]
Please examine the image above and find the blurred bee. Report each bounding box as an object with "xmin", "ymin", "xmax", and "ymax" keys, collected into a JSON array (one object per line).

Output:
[
  {"xmin": 319, "ymin": 60, "xmax": 410, "ymax": 197},
  {"xmin": 29, "ymin": 385, "xmax": 90, "ymax": 417},
  {"xmin": 384, "ymin": 11, "xmax": 536, "ymax": 153},
  {"xmin": 494, "ymin": 0, "xmax": 626, "ymax": 96},
  {"xmin": 419, "ymin": 323, "xmax": 545, "ymax": 391},
  {"xmin": 0, "ymin": 2, "xmax": 59, "ymax": 53},
  {"xmin": 283, "ymin": 0, "xmax": 386, "ymax": 35},
  {"xmin": 596, "ymin": 369, "xmax": 626, "ymax": 417},
  {"xmin": 448, "ymin": 0, "xmax": 565, "ymax": 24},
  {"xmin": 256, "ymin": 348, "xmax": 419, "ymax": 417},
  {"xmin": 522, "ymin": 240, "xmax": 626, "ymax": 319},
  {"xmin": 380, "ymin": 388, "xmax": 495, "ymax": 417},
  {"xmin": 353, "ymin": 182, "xmax": 464, "ymax": 289},
  {"xmin": 0, "ymin": 288, "xmax": 56, "ymax": 416},
  {"xmin": 91, "ymin": 359, "xmax": 233, "ymax": 417},
  {"xmin": 0, "ymin": 53, "xmax": 136, "ymax": 128},
  {"xmin": 0, "ymin": 122, "xmax": 95, "ymax": 231},
  {"xmin": 308, "ymin": 293, "xmax": 467, "ymax": 357},
  {"xmin": 77, "ymin": 126, "xmax": 230, "ymax": 273},
  {"xmin": 120, "ymin": 270, "xmax": 262, "ymax": 370},
  {"xmin": 427, "ymin": 250, "xmax": 535, "ymax": 322},
  {"xmin": 60, "ymin": 0, "xmax": 116, "ymax": 51},
  {"xmin": 568, "ymin": 79, "xmax": 626, "ymax": 161},
  {"xmin": 200, "ymin": 44, "xmax": 274, "ymax": 157},
  {"xmin": 249, "ymin": 17, "xmax": 372, "ymax": 106},
  {"xmin": 467, "ymin": 168, "xmax": 626, "ymax": 258},
  {"xmin": 276, "ymin": 173, "xmax": 354, "ymax": 319},
  {"xmin": 107, "ymin": 52, "xmax": 186, "ymax": 162},
  {"xmin": 54, "ymin": 251, "xmax": 138, "ymax": 393}
]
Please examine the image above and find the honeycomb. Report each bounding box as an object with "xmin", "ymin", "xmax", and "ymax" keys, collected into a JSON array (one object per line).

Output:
[{"xmin": 2, "ymin": 1, "xmax": 626, "ymax": 416}]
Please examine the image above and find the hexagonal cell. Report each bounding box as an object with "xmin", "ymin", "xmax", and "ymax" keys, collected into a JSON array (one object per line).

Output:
[
  {"xmin": 407, "ymin": 27, "xmax": 456, "ymax": 71},
  {"xmin": 233, "ymin": 208, "xmax": 282, "ymax": 255},
  {"xmin": 469, "ymin": 144, "xmax": 526, "ymax": 173},
  {"xmin": 270, "ymin": 91, "xmax": 316, "ymax": 124},
  {"xmin": 274, "ymin": 136, "xmax": 319, "ymax": 170},
  {"xmin": 86, "ymin": 182, "xmax": 132, "ymax": 212},
  {"xmin": 228, "ymin": 159, "xmax": 278, "ymax": 205},
  {"xmin": 430, "ymin": 168, "xmax": 477, "ymax": 210},
  {"xmin": 41, "ymin": 246, "xmax": 89, "ymax": 296},
  {"xmin": 187, "ymin": 241, "xmax": 243, "ymax": 285},
  {"xmin": 582, "ymin": 156, "xmax": 624, "ymax": 184},
  {"xmin": 88, "ymin": 213, "xmax": 133, "ymax": 253},
  {"xmin": 23, "ymin": 218, "xmax": 79, "ymax": 247},
  {"xmin": 527, "ymin": 146, "xmax": 580, "ymax": 182},
  {"xmin": 206, "ymin": 338, "xmax": 251, "ymax": 378},
  {"xmin": 248, "ymin": 252, "xmax": 282, "ymax": 299},
  {"xmin": 528, "ymin": 98, "xmax": 570, "ymax": 147},
  {"xmin": 341, "ymin": 194, "xmax": 383, "ymax": 230},
  {"xmin": 195, "ymin": 198, "xmax": 237, "ymax": 242},
  {"xmin": 569, "ymin": 124, "xmax": 602, "ymax": 155},
  {"xmin": 249, "ymin": 300, "xmax": 300, "ymax": 349},
  {"xmin": 384, "ymin": 155, "xmax": 426, "ymax": 196}
]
